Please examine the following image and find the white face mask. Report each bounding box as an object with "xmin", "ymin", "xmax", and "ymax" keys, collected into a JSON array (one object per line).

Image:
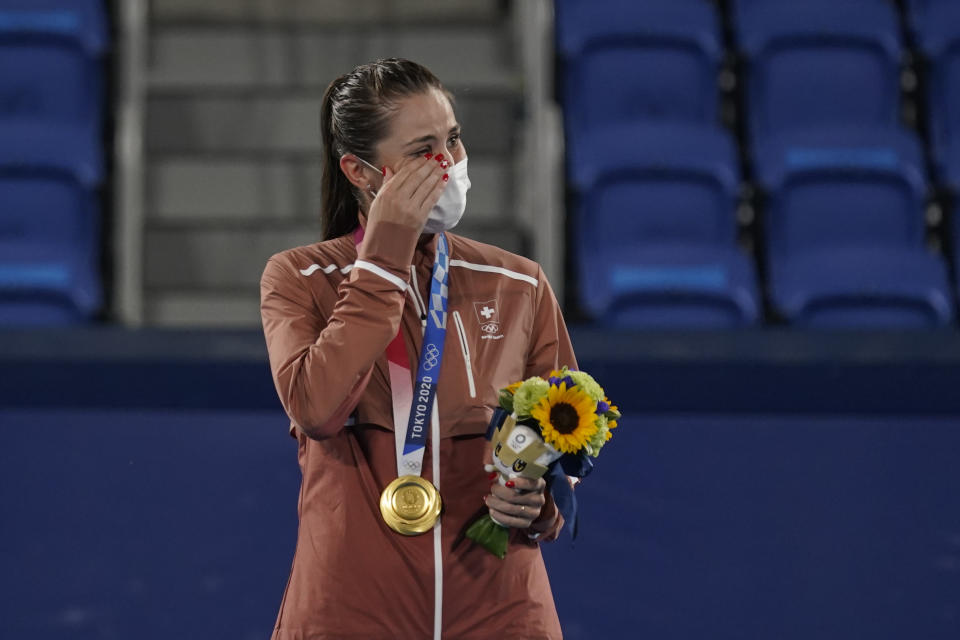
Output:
[{"xmin": 357, "ymin": 155, "xmax": 471, "ymax": 233}]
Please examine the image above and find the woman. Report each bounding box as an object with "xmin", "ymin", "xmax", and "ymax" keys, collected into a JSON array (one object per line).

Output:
[{"xmin": 260, "ymin": 58, "xmax": 577, "ymax": 640}]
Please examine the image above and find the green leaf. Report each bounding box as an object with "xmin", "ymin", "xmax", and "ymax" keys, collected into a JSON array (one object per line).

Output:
[
  {"xmin": 465, "ymin": 514, "xmax": 510, "ymax": 559},
  {"xmin": 498, "ymin": 389, "xmax": 515, "ymax": 413}
]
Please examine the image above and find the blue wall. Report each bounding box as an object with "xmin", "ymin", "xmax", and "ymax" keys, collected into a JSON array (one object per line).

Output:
[
  {"xmin": 544, "ymin": 415, "xmax": 960, "ymax": 639},
  {"xmin": 0, "ymin": 409, "xmax": 298, "ymax": 639},
  {"xmin": 2, "ymin": 328, "xmax": 960, "ymax": 638}
]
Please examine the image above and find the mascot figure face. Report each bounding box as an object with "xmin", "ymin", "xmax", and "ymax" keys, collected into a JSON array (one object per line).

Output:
[{"xmin": 492, "ymin": 423, "xmax": 562, "ymax": 479}]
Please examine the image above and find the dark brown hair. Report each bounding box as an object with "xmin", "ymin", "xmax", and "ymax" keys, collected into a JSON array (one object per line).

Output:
[{"xmin": 320, "ymin": 58, "xmax": 452, "ymax": 240}]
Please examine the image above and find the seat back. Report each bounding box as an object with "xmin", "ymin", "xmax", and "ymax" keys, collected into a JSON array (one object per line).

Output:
[
  {"xmin": 0, "ymin": 173, "xmax": 94, "ymax": 247},
  {"xmin": 0, "ymin": 243, "xmax": 101, "ymax": 324},
  {"xmin": 0, "ymin": 120, "xmax": 101, "ymax": 244},
  {"xmin": 739, "ymin": 1, "xmax": 902, "ymax": 143},
  {"xmin": 557, "ymin": 0, "xmax": 722, "ymax": 151},
  {"xmin": 0, "ymin": 0, "xmax": 106, "ymax": 124},
  {"xmin": 571, "ymin": 123, "xmax": 741, "ymax": 249},
  {"xmin": 916, "ymin": 4, "xmax": 960, "ymax": 179},
  {"xmin": 756, "ymin": 126, "xmax": 927, "ymax": 260}
]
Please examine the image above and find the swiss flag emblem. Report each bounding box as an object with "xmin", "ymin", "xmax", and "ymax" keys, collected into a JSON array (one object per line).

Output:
[
  {"xmin": 474, "ymin": 300, "xmax": 499, "ymax": 324},
  {"xmin": 473, "ymin": 300, "xmax": 501, "ymax": 334}
]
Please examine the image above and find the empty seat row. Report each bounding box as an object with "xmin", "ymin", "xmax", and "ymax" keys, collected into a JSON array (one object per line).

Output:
[
  {"xmin": 0, "ymin": 0, "xmax": 107, "ymax": 325},
  {"xmin": 572, "ymin": 124, "xmax": 955, "ymax": 328},
  {"xmin": 558, "ymin": 0, "xmax": 960, "ymax": 328},
  {"xmin": 558, "ymin": 0, "xmax": 960, "ymax": 155}
]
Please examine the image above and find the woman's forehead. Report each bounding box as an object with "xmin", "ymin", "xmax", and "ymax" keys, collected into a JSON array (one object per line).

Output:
[{"xmin": 386, "ymin": 89, "xmax": 457, "ymax": 145}]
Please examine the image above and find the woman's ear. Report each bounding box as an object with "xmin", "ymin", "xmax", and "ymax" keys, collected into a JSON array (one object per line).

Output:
[{"xmin": 339, "ymin": 154, "xmax": 374, "ymax": 192}]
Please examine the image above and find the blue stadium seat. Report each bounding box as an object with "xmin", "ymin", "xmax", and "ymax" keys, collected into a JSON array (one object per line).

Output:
[
  {"xmin": 572, "ymin": 122, "xmax": 760, "ymax": 327},
  {"xmin": 756, "ymin": 125, "xmax": 954, "ymax": 327},
  {"xmin": 771, "ymin": 247, "xmax": 953, "ymax": 328},
  {"xmin": 950, "ymin": 203, "xmax": 960, "ymax": 304},
  {"xmin": 0, "ymin": 0, "xmax": 107, "ymax": 127},
  {"xmin": 571, "ymin": 123, "xmax": 741, "ymax": 247},
  {"xmin": 904, "ymin": 0, "xmax": 951, "ymax": 34},
  {"xmin": 915, "ymin": 2, "xmax": 960, "ymax": 184},
  {"xmin": 738, "ymin": 0, "xmax": 902, "ymax": 146},
  {"xmin": 0, "ymin": 243, "xmax": 101, "ymax": 324},
  {"xmin": 556, "ymin": 0, "xmax": 723, "ymax": 156},
  {"xmin": 578, "ymin": 244, "xmax": 760, "ymax": 328},
  {"xmin": 733, "ymin": 0, "xmax": 894, "ymax": 30},
  {"xmin": 0, "ymin": 121, "xmax": 103, "ymax": 324},
  {"xmin": 756, "ymin": 126, "xmax": 927, "ymax": 250}
]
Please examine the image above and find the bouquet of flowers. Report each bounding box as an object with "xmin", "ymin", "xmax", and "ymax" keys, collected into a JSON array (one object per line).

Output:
[{"xmin": 466, "ymin": 366, "xmax": 621, "ymax": 558}]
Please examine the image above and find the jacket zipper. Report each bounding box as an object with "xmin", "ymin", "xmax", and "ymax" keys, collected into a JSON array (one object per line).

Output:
[
  {"xmin": 409, "ymin": 265, "xmax": 428, "ymax": 329},
  {"xmin": 452, "ymin": 310, "xmax": 476, "ymax": 399}
]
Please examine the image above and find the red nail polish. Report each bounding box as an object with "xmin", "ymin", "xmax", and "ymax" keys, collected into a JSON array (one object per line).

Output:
[
  {"xmin": 440, "ymin": 161, "xmax": 450, "ymax": 169},
  {"xmin": 442, "ymin": 174, "xmax": 449, "ymax": 182},
  {"xmin": 505, "ymin": 480, "xmax": 515, "ymax": 488},
  {"xmin": 488, "ymin": 472, "xmax": 498, "ymax": 480},
  {"xmin": 381, "ymin": 166, "xmax": 386, "ymax": 176},
  {"xmin": 435, "ymin": 154, "xmax": 444, "ymax": 161},
  {"xmin": 424, "ymin": 153, "xmax": 433, "ymax": 159}
]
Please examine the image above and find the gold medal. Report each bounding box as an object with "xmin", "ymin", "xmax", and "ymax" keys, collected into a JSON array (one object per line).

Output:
[{"xmin": 379, "ymin": 475, "xmax": 442, "ymax": 536}]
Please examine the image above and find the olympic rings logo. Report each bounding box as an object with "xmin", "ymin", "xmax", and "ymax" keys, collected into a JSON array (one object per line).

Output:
[{"xmin": 423, "ymin": 344, "xmax": 440, "ymax": 370}]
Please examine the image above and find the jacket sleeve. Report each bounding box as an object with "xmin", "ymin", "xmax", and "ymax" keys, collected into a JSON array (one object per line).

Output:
[
  {"xmin": 524, "ymin": 265, "xmax": 579, "ymax": 540},
  {"xmin": 524, "ymin": 265, "xmax": 578, "ymax": 378},
  {"xmin": 260, "ymin": 220, "xmax": 419, "ymax": 440}
]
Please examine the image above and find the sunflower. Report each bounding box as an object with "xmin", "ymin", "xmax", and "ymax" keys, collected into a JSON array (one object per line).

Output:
[
  {"xmin": 504, "ymin": 381, "xmax": 523, "ymax": 395},
  {"xmin": 530, "ymin": 383, "xmax": 599, "ymax": 454}
]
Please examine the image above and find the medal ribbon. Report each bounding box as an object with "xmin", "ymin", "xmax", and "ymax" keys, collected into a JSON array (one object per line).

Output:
[{"xmin": 354, "ymin": 228, "xmax": 449, "ymax": 479}]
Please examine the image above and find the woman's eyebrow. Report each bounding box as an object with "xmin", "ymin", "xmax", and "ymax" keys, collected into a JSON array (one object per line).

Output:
[
  {"xmin": 404, "ymin": 134, "xmax": 436, "ymax": 147},
  {"xmin": 403, "ymin": 125, "xmax": 462, "ymax": 148}
]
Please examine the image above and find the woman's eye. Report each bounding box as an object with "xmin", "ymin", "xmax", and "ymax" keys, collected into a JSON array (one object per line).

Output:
[{"xmin": 447, "ymin": 135, "xmax": 460, "ymax": 148}]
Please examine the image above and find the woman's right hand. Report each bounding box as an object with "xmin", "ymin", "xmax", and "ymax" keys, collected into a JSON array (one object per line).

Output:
[{"xmin": 366, "ymin": 155, "xmax": 448, "ymax": 232}]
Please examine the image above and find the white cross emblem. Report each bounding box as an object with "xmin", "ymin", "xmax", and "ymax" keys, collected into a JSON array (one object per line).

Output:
[{"xmin": 473, "ymin": 299, "xmax": 501, "ymax": 335}]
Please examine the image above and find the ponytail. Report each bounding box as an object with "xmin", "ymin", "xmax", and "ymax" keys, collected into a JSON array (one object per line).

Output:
[
  {"xmin": 318, "ymin": 58, "xmax": 451, "ymax": 241},
  {"xmin": 320, "ymin": 77, "xmax": 360, "ymax": 241}
]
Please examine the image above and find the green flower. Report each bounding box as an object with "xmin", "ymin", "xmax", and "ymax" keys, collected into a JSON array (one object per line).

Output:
[
  {"xmin": 585, "ymin": 415, "xmax": 610, "ymax": 457},
  {"xmin": 512, "ymin": 377, "xmax": 550, "ymax": 417},
  {"xmin": 569, "ymin": 370, "xmax": 605, "ymax": 403}
]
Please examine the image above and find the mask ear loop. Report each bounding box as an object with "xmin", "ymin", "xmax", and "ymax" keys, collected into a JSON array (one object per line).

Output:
[{"xmin": 353, "ymin": 155, "xmax": 383, "ymax": 199}]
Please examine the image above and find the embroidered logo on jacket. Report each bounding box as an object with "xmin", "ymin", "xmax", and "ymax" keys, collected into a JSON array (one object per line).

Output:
[{"xmin": 473, "ymin": 300, "xmax": 504, "ymax": 340}]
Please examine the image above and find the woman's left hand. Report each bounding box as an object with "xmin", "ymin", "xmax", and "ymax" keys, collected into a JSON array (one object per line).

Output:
[{"xmin": 484, "ymin": 476, "xmax": 547, "ymax": 529}]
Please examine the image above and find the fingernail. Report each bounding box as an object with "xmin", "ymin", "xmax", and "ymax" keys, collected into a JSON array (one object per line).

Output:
[
  {"xmin": 435, "ymin": 154, "xmax": 445, "ymax": 161},
  {"xmin": 381, "ymin": 166, "xmax": 386, "ymax": 176},
  {"xmin": 488, "ymin": 472, "xmax": 498, "ymax": 480},
  {"xmin": 442, "ymin": 174, "xmax": 449, "ymax": 182},
  {"xmin": 440, "ymin": 160, "xmax": 450, "ymax": 169},
  {"xmin": 505, "ymin": 480, "xmax": 515, "ymax": 488},
  {"xmin": 424, "ymin": 153, "xmax": 433, "ymax": 159}
]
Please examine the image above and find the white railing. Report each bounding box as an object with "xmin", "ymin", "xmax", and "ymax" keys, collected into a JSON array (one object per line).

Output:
[
  {"xmin": 513, "ymin": 0, "xmax": 566, "ymax": 303},
  {"xmin": 112, "ymin": 0, "xmax": 149, "ymax": 325}
]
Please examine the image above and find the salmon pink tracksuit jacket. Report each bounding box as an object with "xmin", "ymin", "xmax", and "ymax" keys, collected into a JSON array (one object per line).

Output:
[{"xmin": 260, "ymin": 218, "xmax": 578, "ymax": 639}]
